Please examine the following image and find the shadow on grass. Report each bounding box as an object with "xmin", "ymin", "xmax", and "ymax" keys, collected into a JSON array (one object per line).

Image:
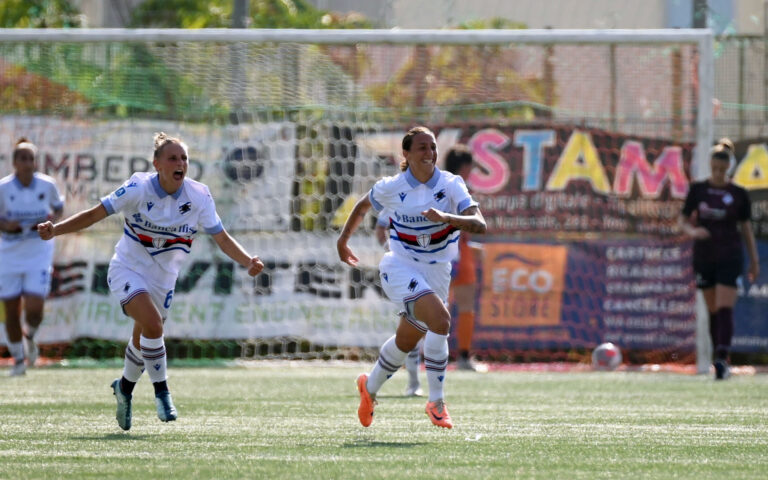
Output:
[
  {"xmin": 342, "ymin": 440, "xmax": 426, "ymax": 448},
  {"xmin": 70, "ymin": 434, "xmax": 152, "ymax": 441}
]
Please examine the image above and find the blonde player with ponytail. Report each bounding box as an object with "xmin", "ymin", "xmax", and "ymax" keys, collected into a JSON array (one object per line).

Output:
[{"xmin": 38, "ymin": 132, "xmax": 264, "ymax": 430}]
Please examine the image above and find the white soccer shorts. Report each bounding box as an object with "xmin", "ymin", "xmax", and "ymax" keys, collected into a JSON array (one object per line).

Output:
[
  {"xmin": 378, "ymin": 251, "xmax": 451, "ymax": 333},
  {"xmin": 0, "ymin": 268, "xmax": 52, "ymax": 299},
  {"xmin": 107, "ymin": 262, "xmax": 174, "ymax": 320}
]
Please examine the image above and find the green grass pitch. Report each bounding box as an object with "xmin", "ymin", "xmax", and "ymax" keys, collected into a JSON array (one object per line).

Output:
[{"xmin": 1, "ymin": 364, "xmax": 767, "ymax": 479}]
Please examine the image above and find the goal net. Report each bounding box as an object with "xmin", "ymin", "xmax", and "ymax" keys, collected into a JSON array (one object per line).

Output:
[{"xmin": 0, "ymin": 28, "xmax": 713, "ymax": 365}]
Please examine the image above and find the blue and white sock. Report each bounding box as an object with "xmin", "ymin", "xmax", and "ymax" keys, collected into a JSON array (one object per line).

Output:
[
  {"xmin": 423, "ymin": 331, "xmax": 449, "ymax": 402},
  {"xmin": 140, "ymin": 335, "xmax": 167, "ymax": 384},
  {"xmin": 367, "ymin": 335, "xmax": 408, "ymax": 395},
  {"xmin": 122, "ymin": 339, "xmax": 145, "ymax": 383}
]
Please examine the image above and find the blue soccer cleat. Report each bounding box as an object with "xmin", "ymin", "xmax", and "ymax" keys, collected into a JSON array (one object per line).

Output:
[
  {"xmin": 155, "ymin": 391, "xmax": 178, "ymax": 422},
  {"xmin": 111, "ymin": 379, "xmax": 132, "ymax": 431}
]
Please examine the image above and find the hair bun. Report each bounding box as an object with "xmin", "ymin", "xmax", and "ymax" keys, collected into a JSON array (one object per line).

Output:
[
  {"xmin": 153, "ymin": 132, "xmax": 169, "ymax": 150},
  {"xmin": 717, "ymin": 137, "xmax": 734, "ymax": 153}
]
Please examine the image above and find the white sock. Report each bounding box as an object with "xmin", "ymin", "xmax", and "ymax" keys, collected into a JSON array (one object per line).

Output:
[
  {"xmin": 122, "ymin": 340, "xmax": 145, "ymax": 383},
  {"xmin": 423, "ymin": 331, "xmax": 449, "ymax": 402},
  {"xmin": 26, "ymin": 325, "xmax": 38, "ymax": 339},
  {"xmin": 7, "ymin": 341, "xmax": 24, "ymax": 362},
  {"xmin": 405, "ymin": 344, "xmax": 420, "ymax": 386},
  {"xmin": 140, "ymin": 335, "xmax": 167, "ymax": 384},
  {"xmin": 367, "ymin": 335, "xmax": 408, "ymax": 395}
]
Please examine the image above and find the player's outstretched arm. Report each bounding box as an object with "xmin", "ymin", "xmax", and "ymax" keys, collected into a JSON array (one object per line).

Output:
[
  {"xmin": 422, "ymin": 205, "xmax": 487, "ymax": 234},
  {"xmin": 37, "ymin": 203, "xmax": 108, "ymax": 240},
  {"xmin": 337, "ymin": 194, "xmax": 372, "ymax": 266},
  {"xmin": 211, "ymin": 229, "xmax": 264, "ymax": 277}
]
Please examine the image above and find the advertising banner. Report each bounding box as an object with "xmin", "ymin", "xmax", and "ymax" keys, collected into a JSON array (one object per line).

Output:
[
  {"xmin": 2, "ymin": 117, "xmax": 768, "ymax": 356},
  {"xmin": 473, "ymin": 238, "xmax": 696, "ymax": 354}
]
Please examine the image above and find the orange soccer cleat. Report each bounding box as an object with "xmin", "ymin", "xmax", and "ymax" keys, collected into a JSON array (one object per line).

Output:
[
  {"xmin": 356, "ymin": 373, "xmax": 376, "ymax": 427},
  {"xmin": 425, "ymin": 399, "xmax": 453, "ymax": 429}
]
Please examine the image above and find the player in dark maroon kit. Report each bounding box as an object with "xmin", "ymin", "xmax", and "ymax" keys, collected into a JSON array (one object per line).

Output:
[{"xmin": 679, "ymin": 139, "xmax": 759, "ymax": 380}]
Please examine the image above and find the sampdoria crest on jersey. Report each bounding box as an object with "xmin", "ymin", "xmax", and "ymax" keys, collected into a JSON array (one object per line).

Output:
[
  {"xmin": 408, "ymin": 278, "xmax": 419, "ymax": 291},
  {"xmin": 417, "ymin": 234, "xmax": 431, "ymax": 248},
  {"xmin": 152, "ymin": 237, "xmax": 167, "ymax": 249},
  {"xmin": 433, "ymin": 189, "xmax": 446, "ymax": 201},
  {"xmin": 178, "ymin": 202, "xmax": 192, "ymax": 214}
]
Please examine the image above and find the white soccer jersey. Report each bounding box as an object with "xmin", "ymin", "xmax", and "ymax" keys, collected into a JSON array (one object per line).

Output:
[
  {"xmin": 0, "ymin": 173, "xmax": 64, "ymax": 273},
  {"xmin": 369, "ymin": 168, "xmax": 476, "ymax": 264},
  {"xmin": 376, "ymin": 208, "xmax": 390, "ymax": 228},
  {"xmin": 101, "ymin": 172, "xmax": 223, "ymax": 289}
]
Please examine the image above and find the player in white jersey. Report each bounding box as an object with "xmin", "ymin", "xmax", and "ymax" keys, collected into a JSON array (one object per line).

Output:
[
  {"xmin": 38, "ymin": 132, "xmax": 264, "ymax": 430},
  {"xmin": 0, "ymin": 138, "xmax": 64, "ymax": 376},
  {"xmin": 375, "ymin": 209, "xmax": 423, "ymax": 397},
  {"xmin": 338, "ymin": 126, "xmax": 486, "ymax": 429}
]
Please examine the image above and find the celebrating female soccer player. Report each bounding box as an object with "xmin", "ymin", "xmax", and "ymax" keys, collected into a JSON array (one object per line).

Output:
[
  {"xmin": 0, "ymin": 138, "xmax": 64, "ymax": 376},
  {"xmin": 38, "ymin": 132, "xmax": 264, "ymax": 429},
  {"xmin": 679, "ymin": 138, "xmax": 759, "ymax": 380},
  {"xmin": 338, "ymin": 126, "xmax": 486, "ymax": 428}
]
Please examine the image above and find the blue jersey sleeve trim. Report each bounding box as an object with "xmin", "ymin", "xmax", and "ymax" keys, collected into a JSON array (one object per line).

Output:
[
  {"xmin": 369, "ymin": 189, "xmax": 384, "ymax": 212},
  {"xmin": 100, "ymin": 197, "xmax": 115, "ymax": 216},
  {"xmin": 457, "ymin": 198, "xmax": 476, "ymax": 214},
  {"xmin": 205, "ymin": 221, "xmax": 224, "ymax": 235}
]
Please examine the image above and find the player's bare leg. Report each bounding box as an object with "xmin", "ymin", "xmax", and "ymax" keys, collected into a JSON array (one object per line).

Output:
[
  {"xmin": 453, "ymin": 284, "xmax": 479, "ymax": 371},
  {"xmin": 22, "ymin": 294, "xmax": 44, "ymax": 367},
  {"xmin": 713, "ymin": 285, "xmax": 737, "ymax": 380},
  {"xmin": 3, "ymin": 298, "xmax": 26, "ymax": 376}
]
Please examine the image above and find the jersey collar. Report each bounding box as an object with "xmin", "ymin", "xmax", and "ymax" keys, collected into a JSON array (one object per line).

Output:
[
  {"xmin": 404, "ymin": 168, "xmax": 441, "ymax": 189},
  {"xmin": 150, "ymin": 173, "xmax": 184, "ymax": 199},
  {"xmin": 12, "ymin": 174, "xmax": 36, "ymax": 189}
]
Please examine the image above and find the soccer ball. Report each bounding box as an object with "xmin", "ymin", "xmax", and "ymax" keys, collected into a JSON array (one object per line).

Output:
[{"xmin": 591, "ymin": 342, "xmax": 622, "ymax": 371}]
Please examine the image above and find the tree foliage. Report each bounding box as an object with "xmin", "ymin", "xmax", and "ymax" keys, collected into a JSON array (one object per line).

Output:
[
  {"xmin": 130, "ymin": 0, "xmax": 371, "ymax": 29},
  {"xmin": 0, "ymin": 0, "xmax": 82, "ymax": 28}
]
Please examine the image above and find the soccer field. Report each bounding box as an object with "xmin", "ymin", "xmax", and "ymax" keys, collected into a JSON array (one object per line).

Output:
[{"xmin": 1, "ymin": 365, "xmax": 767, "ymax": 479}]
